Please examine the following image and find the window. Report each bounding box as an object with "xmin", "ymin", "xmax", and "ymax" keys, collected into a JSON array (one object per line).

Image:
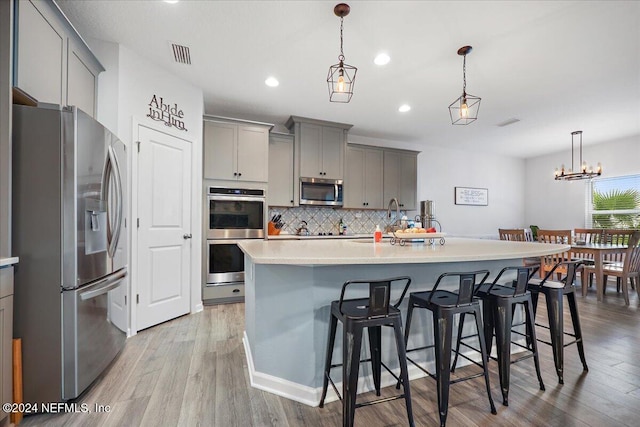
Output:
[{"xmin": 586, "ymin": 174, "xmax": 640, "ymax": 229}]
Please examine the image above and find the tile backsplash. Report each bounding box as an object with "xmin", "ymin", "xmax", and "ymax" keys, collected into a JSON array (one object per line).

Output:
[{"xmin": 268, "ymin": 206, "xmax": 405, "ymax": 235}]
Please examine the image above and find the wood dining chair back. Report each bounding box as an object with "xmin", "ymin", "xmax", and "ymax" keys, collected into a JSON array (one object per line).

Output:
[
  {"xmin": 537, "ymin": 229, "xmax": 572, "ymax": 279},
  {"xmin": 602, "ymin": 229, "xmax": 636, "ymax": 266},
  {"xmin": 583, "ymin": 231, "xmax": 640, "ymax": 305},
  {"xmin": 574, "ymin": 228, "xmax": 604, "ymax": 244},
  {"xmin": 499, "ymin": 228, "xmax": 526, "ymax": 241},
  {"xmin": 499, "ymin": 229, "xmax": 539, "ymax": 267}
]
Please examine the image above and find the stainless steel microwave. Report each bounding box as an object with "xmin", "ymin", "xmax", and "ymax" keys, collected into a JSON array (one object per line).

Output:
[{"xmin": 299, "ymin": 177, "xmax": 343, "ymax": 206}]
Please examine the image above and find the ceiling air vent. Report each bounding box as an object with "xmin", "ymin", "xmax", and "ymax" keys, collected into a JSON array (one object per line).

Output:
[
  {"xmin": 171, "ymin": 43, "xmax": 191, "ymax": 65},
  {"xmin": 496, "ymin": 118, "xmax": 520, "ymax": 127}
]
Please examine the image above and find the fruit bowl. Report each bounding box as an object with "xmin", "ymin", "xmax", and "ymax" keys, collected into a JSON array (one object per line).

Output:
[{"xmin": 388, "ymin": 230, "xmax": 446, "ymax": 246}]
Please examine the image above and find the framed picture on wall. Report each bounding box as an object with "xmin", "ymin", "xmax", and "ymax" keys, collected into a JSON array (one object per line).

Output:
[{"xmin": 455, "ymin": 187, "xmax": 488, "ymax": 206}]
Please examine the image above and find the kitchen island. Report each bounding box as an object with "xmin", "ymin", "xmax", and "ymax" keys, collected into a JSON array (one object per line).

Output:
[{"xmin": 238, "ymin": 237, "xmax": 569, "ymax": 406}]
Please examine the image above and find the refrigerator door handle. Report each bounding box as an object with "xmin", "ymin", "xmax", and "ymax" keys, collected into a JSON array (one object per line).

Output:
[
  {"xmin": 79, "ymin": 269, "xmax": 127, "ymax": 301},
  {"xmin": 102, "ymin": 146, "xmax": 123, "ymax": 258}
]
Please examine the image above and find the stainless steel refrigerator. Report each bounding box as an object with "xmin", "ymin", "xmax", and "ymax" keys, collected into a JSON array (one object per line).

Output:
[{"xmin": 12, "ymin": 104, "xmax": 127, "ymax": 405}]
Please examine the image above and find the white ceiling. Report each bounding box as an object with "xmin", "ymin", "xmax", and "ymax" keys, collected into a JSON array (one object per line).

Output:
[{"xmin": 56, "ymin": 0, "xmax": 640, "ymax": 159}]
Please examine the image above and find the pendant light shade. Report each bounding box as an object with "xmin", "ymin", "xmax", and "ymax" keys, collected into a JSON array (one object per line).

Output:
[
  {"xmin": 327, "ymin": 3, "xmax": 357, "ymax": 103},
  {"xmin": 554, "ymin": 131, "xmax": 602, "ymax": 181},
  {"xmin": 449, "ymin": 46, "xmax": 481, "ymax": 125}
]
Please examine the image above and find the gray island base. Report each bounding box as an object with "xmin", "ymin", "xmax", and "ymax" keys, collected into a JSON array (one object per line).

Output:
[{"xmin": 238, "ymin": 237, "xmax": 569, "ymax": 406}]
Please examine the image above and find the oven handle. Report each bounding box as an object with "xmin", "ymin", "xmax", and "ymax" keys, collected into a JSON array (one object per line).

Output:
[{"xmin": 208, "ymin": 195, "xmax": 266, "ymax": 203}]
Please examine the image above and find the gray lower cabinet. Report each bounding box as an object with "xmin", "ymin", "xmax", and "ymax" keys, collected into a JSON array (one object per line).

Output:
[
  {"xmin": 203, "ymin": 119, "xmax": 270, "ymax": 182},
  {"xmin": 14, "ymin": 0, "xmax": 103, "ymax": 117},
  {"xmin": 0, "ymin": 266, "xmax": 13, "ymax": 425},
  {"xmin": 344, "ymin": 145, "xmax": 383, "ymax": 209},
  {"xmin": 268, "ymin": 133, "xmax": 295, "ymax": 207},
  {"xmin": 383, "ymin": 149, "xmax": 418, "ymax": 211}
]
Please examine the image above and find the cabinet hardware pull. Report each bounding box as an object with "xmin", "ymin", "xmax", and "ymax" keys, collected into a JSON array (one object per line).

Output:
[{"xmin": 183, "ymin": 233, "xmax": 192, "ymax": 239}]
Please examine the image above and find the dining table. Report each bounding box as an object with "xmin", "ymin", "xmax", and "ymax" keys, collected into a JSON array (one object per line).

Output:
[{"xmin": 570, "ymin": 242, "xmax": 628, "ymax": 302}]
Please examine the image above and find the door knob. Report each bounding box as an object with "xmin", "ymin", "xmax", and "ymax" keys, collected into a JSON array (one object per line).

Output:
[{"xmin": 183, "ymin": 233, "xmax": 192, "ymax": 239}]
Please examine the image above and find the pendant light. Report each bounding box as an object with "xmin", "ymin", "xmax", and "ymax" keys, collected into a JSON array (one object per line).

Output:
[
  {"xmin": 554, "ymin": 131, "xmax": 602, "ymax": 181},
  {"xmin": 327, "ymin": 3, "xmax": 357, "ymax": 103},
  {"xmin": 448, "ymin": 46, "xmax": 481, "ymax": 125}
]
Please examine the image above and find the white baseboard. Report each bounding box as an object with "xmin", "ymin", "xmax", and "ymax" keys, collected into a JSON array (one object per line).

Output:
[{"xmin": 242, "ymin": 331, "xmax": 450, "ymax": 407}]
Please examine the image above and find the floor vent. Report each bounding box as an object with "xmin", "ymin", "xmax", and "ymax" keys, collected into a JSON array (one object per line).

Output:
[{"xmin": 171, "ymin": 43, "xmax": 191, "ymax": 65}]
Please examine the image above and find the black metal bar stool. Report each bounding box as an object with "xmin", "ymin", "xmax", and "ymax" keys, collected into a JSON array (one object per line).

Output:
[
  {"xmin": 527, "ymin": 260, "xmax": 588, "ymax": 384},
  {"xmin": 403, "ymin": 270, "xmax": 496, "ymax": 427},
  {"xmin": 319, "ymin": 276, "xmax": 414, "ymax": 427},
  {"xmin": 453, "ymin": 266, "xmax": 545, "ymax": 406}
]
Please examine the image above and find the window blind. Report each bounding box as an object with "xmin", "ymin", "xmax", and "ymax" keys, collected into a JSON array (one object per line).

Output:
[{"xmin": 588, "ymin": 174, "xmax": 640, "ymax": 229}]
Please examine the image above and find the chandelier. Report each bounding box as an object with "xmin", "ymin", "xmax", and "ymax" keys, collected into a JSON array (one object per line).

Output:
[
  {"xmin": 448, "ymin": 45, "xmax": 481, "ymax": 125},
  {"xmin": 554, "ymin": 131, "xmax": 602, "ymax": 181},
  {"xmin": 327, "ymin": 3, "xmax": 357, "ymax": 103}
]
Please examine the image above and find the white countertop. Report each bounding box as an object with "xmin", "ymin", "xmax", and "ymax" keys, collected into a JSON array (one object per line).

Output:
[
  {"xmin": 267, "ymin": 233, "xmax": 382, "ymax": 240},
  {"xmin": 0, "ymin": 257, "xmax": 19, "ymax": 267},
  {"xmin": 238, "ymin": 237, "xmax": 569, "ymax": 265}
]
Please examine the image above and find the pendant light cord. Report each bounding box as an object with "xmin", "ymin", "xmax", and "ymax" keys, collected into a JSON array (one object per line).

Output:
[
  {"xmin": 462, "ymin": 54, "xmax": 467, "ymax": 95},
  {"xmin": 339, "ymin": 16, "xmax": 345, "ymax": 61}
]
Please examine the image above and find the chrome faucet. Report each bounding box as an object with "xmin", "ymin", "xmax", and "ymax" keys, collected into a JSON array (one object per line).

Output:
[{"xmin": 387, "ymin": 198, "xmax": 400, "ymax": 231}]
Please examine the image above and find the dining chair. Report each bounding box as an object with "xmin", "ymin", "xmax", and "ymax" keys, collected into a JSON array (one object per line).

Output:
[
  {"xmin": 583, "ymin": 231, "xmax": 640, "ymax": 305},
  {"xmin": 602, "ymin": 229, "xmax": 636, "ymax": 267},
  {"xmin": 498, "ymin": 228, "xmax": 540, "ymax": 268},
  {"xmin": 498, "ymin": 228, "xmax": 526, "ymax": 241},
  {"xmin": 537, "ymin": 229, "xmax": 572, "ymax": 279},
  {"xmin": 573, "ymin": 228, "xmax": 604, "ymax": 288}
]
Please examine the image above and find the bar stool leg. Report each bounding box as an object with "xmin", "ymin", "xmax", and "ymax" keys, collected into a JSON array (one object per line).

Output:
[
  {"xmin": 433, "ymin": 310, "xmax": 454, "ymax": 427},
  {"xmin": 525, "ymin": 298, "xmax": 545, "ymax": 391},
  {"xmin": 566, "ymin": 292, "xmax": 589, "ymax": 371},
  {"xmin": 474, "ymin": 308, "xmax": 497, "ymax": 415},
  {"xmin": 403, "ymin": 300, "xmax": 415, "ymax": 347},
  {"xmin": 483, "ymin": 299, "xmax": 496, "ymax": 358},
  {"xmin": 368, "ymin": 326, "xmax": 382, "ymax": 396},
  {"xmin": 319, "ymin": 314, "xmax": 338, "ymax": 407},
  {"xmin": 545, "ymin": 290, "xmax": 565, "ymax": 384},
  {"xmin": 451, "ymin": 313, "xmax": 466, "ymax": 371},
  {"xmin": 494, "ymin": 299, "xmax": 512, "ymax": 406},
  {"xmin": 392, "ymin": 317, "xmax": 415, "ymax": 427},
  {"xmin": 344, "ymin": 322, "xmax": 363, "ymax": 427}
]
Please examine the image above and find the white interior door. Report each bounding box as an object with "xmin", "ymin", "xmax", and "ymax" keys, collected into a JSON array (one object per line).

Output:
[{"xmin": 137, "ymin": 126, "xmax": 192, "ymax": 331}]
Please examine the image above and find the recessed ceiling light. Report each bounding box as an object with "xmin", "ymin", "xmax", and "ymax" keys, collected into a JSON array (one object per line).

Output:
[
  {"xmin": 164, "ymin": 0, "xmax": 179, "ymax": 4},
  {"xmin": 374, "ymin": 53, "xmax": 390, "ymax": 66},
  {"xmin": 398, "ymin": 104, "xmax": 411, "ymax": 113},
  {"xmin": 265, "ymin": 77, "xmax": 279, "ymax": 87}
]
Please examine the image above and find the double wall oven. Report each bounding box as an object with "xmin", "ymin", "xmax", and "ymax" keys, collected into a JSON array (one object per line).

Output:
[{"xmin": 204, "ymin": 187, "xmax": 265, "ymax": 304}]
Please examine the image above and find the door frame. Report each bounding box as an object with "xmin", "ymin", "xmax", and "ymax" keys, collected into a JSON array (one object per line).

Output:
[{"xmin": 130, "ymin": 118, "xmax": 203, "ymax": 336}]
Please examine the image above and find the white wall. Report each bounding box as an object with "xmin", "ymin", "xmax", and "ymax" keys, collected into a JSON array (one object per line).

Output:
[
  {"xmin": 88, "ymin": 40, "xmax": 204, "ymax": 334},
  {"xmin": 525, "ymin": 135, "xmax": 640, "ymax": 229},
  {"xmin": 417, "ymin": 145, "xmax": 526, "ymax": 238}
]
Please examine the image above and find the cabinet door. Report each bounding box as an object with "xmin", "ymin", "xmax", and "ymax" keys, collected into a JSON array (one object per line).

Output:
[
  {"xmin": 268, "ymin": 135, "xmax": 295, "ymax": 206},
  {"xmin": 15, "ymin": 0, "xmax": 65, "ymax": 105},
  {"xmin": 237, "ymin": 125, "xmax": 268, "ymax": 182},
  {"xmin": 67, "ymin": 39, "xmax": 97, "ymax": 117},
  {"xmin": 321, "ymin": 126, "xmax": 344, "ymax": 180},
  {"xmin": 203, "ymin": 121, "xmax": 237, "ymax": 180},
  {"xmin": 364, "ymin": 148, "xmax": 384, "ymax": 209},
  {"xmin": 398, "ymin": 153, "xmax": 417, "ymax": 210},
  {"xmin": 383, "ymin": 150, "xmax": 400, "ymax": 207},
  {"xmin": 299, "ymin": 123, "xmax": 322, "ymax": 178},
  {"xmin": 344, "ymin": 146, "xmax": 365, "ymax": 208},
  {"xmin": 0, "ymin": 267, "xmax": 13, "ymax": 414}
]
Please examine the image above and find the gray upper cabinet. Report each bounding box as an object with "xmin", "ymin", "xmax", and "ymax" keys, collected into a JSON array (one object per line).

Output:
[
  {"xmin": 268, "ymin": 133, "xmax": 295, "ymax": 207},
  {"xmin": 203, "ymin": 119, "xmax": 270, "ymax": 182},
  {"xmin": 14, "ymin": 0, "xmax": 103, "ymax": 117},
  {"xmin": 286, "ymin": 116, "xmax": 352, "ymax": 181},
  {"xmin": 383, "ymin": 149, "xmax": 418, "ymax": 211},
  {"xmin": 344, "ymin": 145, "xmax": 383, "ymax": 209}
]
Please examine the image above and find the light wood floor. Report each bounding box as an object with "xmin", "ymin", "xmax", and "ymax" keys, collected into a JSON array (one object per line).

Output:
[{"xmin": 19, "ymin": 284, "xmax": 640, "ymax": 427}]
